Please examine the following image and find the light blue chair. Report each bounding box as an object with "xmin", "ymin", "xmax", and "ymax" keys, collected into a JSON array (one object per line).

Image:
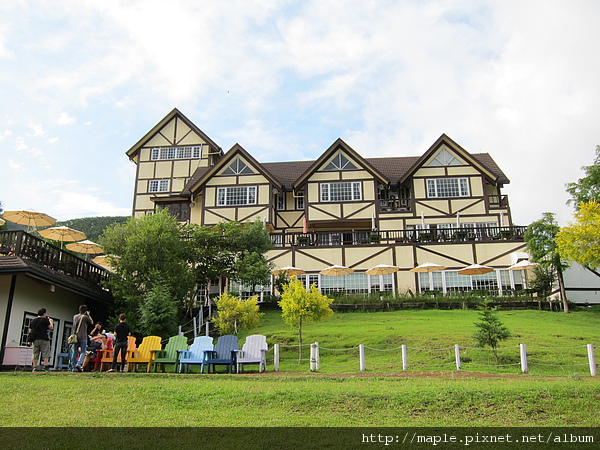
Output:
[
  {"xmin": 203, "ymin": 335, "xmax": 239, "ymax": 373},
  {"xmin": 178, "ymin": 336, "xmax": 214, "ymax": 373}
]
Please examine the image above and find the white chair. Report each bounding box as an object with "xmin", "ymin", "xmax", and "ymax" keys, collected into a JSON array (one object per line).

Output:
[{"xmin": 236, "ymin": 334, "xmax": 268, "ymax": 373}]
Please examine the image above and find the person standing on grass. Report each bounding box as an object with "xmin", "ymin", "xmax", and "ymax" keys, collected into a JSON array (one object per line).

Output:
[
  {"xmin": 28, "ymin": 308, "xmax": 53, "ymax": 372},
  {"xmin": 108, "ymin": 313, "xmax": 130, "ymax": 373},
  {"xmin": 70, "ymin": 305, "xmax": 93, "ymax": 372}
]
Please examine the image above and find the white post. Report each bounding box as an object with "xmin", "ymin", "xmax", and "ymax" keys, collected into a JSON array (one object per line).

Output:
[
  {"xmin": 315, "ymin": 342, "xmax": 320, "ymax": 371},
  {"xmin": 359, "ymin": 344, "xmax": 366, "ymax": 371},
  {"xmin": 310, "ymin": 343, "xmax": 318, "ymax": 372},
  {"xmin": 520, "ymin": 344, "xmax": 528, "ymax": 373},
  {"xmin": 455, "ymin": 344, "xmax": 461, "ymax": 370},
  {"xmin": 587, "ymin": 344, "xmax": 596, "ymax": 376},
  {"xmin": 178, "ymin": 325, "xmax": 182, "ymax": 336},
  {"xmin": 401, "ymin": 344, "xmax": 408, "ymax": 370},
  {"xmin": 274, "ymin": 344, "xmax": 280, "ymax": 372},
  {"xmin": 192, "ymin": 317, "xmax": 197, "ymax": 338}
]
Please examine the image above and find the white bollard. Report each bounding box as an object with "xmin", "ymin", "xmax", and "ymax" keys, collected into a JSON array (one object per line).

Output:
[
  {"xmin": 401, "ymin": 344, "xmax": 408, "ymax": 370},
  {"xmin": 310, "ymin": 342, "xmax": 320, "ymax": 372},
  {"xmin": 274, "ymin": 344, "xmax": 280, "ymax": 372},
  {"xmin": 520, "ymin": 344, "xmax": 528, "ymax": 373},
  {"xmin": 587, "ymin": 344, "xmax": 596, "ymax": 376},
  {"xmin": 455, "ymin": 344, "xmax": 461, "ymax": 370},
  {"xmin": 359, "ymin": 344, "xmax": 366, "ymax": 371}
]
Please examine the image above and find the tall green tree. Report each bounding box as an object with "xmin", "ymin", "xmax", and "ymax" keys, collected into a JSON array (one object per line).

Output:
[
  {"xmin": 524, "ymin": 213, "xmax": 569, "ymax": 313},
  {"xmin": 100, "ymin": 209, "xmax": 195, "ymax": 328},
  {"xmin": 566, "ymin": 145, "xmax": 600, "ymax": 209},
  {"xmin": 138, "ymin": 281, "xmax": 179, "ymax": 338},
  {"xmin": 279, "ymin": 276, "xmax": 334, "ymax": 362},
  {"xmin": 556, "ymin": 201, "xmax": 600, "ymax": 271}
]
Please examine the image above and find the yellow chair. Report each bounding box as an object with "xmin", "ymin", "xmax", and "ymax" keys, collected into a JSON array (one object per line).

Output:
[{"xmin": 126, "ymin": 336, "xmax": 162, "ymax": 373}]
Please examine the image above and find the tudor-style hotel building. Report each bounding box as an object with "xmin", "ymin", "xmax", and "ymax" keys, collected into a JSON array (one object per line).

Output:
[{"xmin": 127, "ymin": 109, "xmax": 529, "ymax": 299}]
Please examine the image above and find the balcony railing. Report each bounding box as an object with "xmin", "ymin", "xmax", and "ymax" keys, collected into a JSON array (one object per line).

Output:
[
  {"xmin": 489, "ymin": 195, "xmax": 509, "ymax": 208},
  {"xmin": 270, "ymin": 225, "xmax": 527, "ymax": 248},
  {"xmin": 0, "ymin": 230, "xmax": 109, "ymax": 286}
]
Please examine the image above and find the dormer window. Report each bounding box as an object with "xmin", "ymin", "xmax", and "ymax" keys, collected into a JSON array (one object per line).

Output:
[
  {"xmin": 428, "ymin": 148, "xmax": 463, "ymax": 166},
  {"xmin": 321, "ymin": 182, "xmax": 362, "ymax": 202},
  {"xmin": 222, "ymin": 158, "xmax": 254, "ymax": 175},
  {"xmin": 427, "ymin": 178, "xmax": 469, "ymax": 198},
  {"xmin": 324, "ymin": 153, "xmax": 357, "ymax": 171}
]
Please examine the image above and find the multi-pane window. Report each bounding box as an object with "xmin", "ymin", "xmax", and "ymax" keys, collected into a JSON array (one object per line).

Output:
[
  {"xmin": 324, "ymin": 153, "xmax": 358, "ymax": 171},
  {"xmin": 426, "ymin": 178, "xmax": 469, "ymax": 198},
  {"xmin": 217, "ymin": 186, "xmax": 257, "ymax": 206},
  {"xmin": 295, "ymin": 192, "xmax": 304, "ymax": 210},
  {"xmin": 148, "ymin": 179, "xmax": 169, "ymax": 193},
  {"xmin": 428, "ymin": 149, "xmax": 463, "ymax": 166},
  {"xmin": 276, "ymin": 192, "xmax": 285, "ymax": 210},
  {"xmin": 151, "ymin": 146, "xmax": 202, "ymax": 160},
  {"xmin": 321, "ymin": 182, "xmax": 362, "ymax": 202},
  {"xmin": 222, "ymin": 158, "xmax": 254, "ymax": 175}
]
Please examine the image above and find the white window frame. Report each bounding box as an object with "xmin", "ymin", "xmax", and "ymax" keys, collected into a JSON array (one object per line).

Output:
[
  {"xmin": 320, "ymin": 182, "xmax": 362, "ymax": 202},
  {"xmin": 216, "ymin": 186, "xmax": 257, "ymax": 206},
  {"xmin": 151, "ymin": 146, "xmax": 202, "ymax": 161},
  {"xmin": 426, "ymin": 178, "xmax": 469, "ymax": 198},
  {"xmin": 295, "ymin": 192, "xmax": 305, "ymax": 210},
  {"xmin": 148, "ymin": 179, "xmax": 170, "ymax": 193}
]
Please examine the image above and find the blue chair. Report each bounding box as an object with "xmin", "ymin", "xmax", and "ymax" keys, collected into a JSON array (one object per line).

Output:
[
  {"xmin": 178, "ymin": 336, "xmax": 214, "ymax": 373},
  {"xmin": 56, "ymin": 352, "xmax": 70, "ymax": 371},
  {"xmin": 202, "ymin": 335, "xmax": 238, "ymax": 373}
]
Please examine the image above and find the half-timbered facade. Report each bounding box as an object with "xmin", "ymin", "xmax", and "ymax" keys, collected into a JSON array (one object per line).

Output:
[{"xmin": 128, "ymin": 109, "xmax": 529, "ymax": 298}]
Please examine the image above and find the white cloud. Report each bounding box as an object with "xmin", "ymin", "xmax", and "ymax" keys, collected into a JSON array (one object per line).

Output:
[{"xmin": 56, "ymin": 112, "xmax": 75, "ymax": 125}]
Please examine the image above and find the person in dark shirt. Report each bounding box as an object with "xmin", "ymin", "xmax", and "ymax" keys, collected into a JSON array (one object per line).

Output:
[
  {"xmin": 108, "ymin": 313, "xmax": 131, "ymax": 373},
  {"xmin": 28, "ymin": 308, "xmax": 53, "ymax": 372}
]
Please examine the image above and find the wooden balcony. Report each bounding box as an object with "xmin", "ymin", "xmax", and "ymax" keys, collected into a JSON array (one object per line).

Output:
[
  {"xmin": 0, "ymin": 230, "xmax": 109, "ymax": 286},
  {"xmin": 270, "ymin": 225, "xmax": 527, "ymax": 248}
]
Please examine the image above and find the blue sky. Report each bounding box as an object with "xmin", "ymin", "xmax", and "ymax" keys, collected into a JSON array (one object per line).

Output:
[{"xmin": 1, "ymin": 0, "xmax": 599, "ymax": 225}]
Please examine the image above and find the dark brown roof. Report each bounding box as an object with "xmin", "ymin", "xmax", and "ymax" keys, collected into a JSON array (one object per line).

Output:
[{"xmin": 182, "ymin": 150, "xmax": 509, "ymax": 194}]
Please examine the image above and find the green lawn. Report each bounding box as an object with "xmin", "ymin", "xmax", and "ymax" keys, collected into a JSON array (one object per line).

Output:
[{"xmin": 1, "ymin": 308, "xmax": 599, "ymax": 431}]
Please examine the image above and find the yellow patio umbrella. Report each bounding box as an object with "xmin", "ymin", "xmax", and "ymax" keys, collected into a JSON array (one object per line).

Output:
[
  {"xmin": 365, "ymin": 264, "xmax": 399, "ymax": 276},
  {"xmin": 3, "ymin": 210, "xmax": 56, "ymax": 229},
  {"xmin": 66, "ymin": 239, "xmax": 104, "ymax": 255},
  {"xmin": 320, "ymin": 265, "xmax": 354, "ymax": 276},
  {"xmin": 39, "ymin": 226, "xmax": 87, "ymax": 249},
  {"xmin": 458, "ymin": 264, "xmax": 494, "ymax": 275},
  {"xmin": 410, "ymin": 262, "xmax": 446, "ymax": 273},
  {"xmin": 271, "ymin": 266, "xmax": 305, "ymax": 276}
]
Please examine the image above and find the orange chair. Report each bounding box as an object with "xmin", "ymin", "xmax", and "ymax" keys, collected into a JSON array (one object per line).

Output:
[{"xmin": 100, "ymin": 336, "xmax": 136, "ymax": 371}]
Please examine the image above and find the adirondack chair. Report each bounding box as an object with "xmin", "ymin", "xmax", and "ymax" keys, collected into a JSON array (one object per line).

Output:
[
  {"xmin": 88, "ymin": 335, "xmax": 114, "ymax": 371},
  {"xmin": 178, "ymin": 336, "xmax": 214, "ymax": 373},
  {"xmin": 126, "ymin": 335, "xmax": 162, "ymax": 373},
  {"xmin": 149, "ymin": 335, "xmax": 189, "ymax": 373},
  {"xmin": 100, "ymin": 336, "xmax": 136, "ymax": 371},
  {"xmin": 202, "ymin": 335, "xmax": 239, "ymax": 373},
  {"xmin": 236, "ymin": 334, "xmax": 268, "ymax": 373}
]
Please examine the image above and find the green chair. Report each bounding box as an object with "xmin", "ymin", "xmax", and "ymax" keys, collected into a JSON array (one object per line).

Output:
[{"xmin": 149, "ymin": 335, "xmax": 189, "ymax": 373}]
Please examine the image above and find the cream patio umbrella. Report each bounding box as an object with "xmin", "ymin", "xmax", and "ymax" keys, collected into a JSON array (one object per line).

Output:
[
  {"xmin": 320, "ymin": 265, "xmax": 354, "ymax": 276},
  {"xmin": 0, "ymin": 218, "xmax": 5, "ymax": 226},
  {"xmin": 365, "ymin": 264, "xmax": 399, "ymax": 276},
  {"xmin": 66, "ymin": 239, "xmax": 104, "ymax": 255},
  {"xmin": 92, "ymin": 255, "xmax": 119, "ymax": 270},
  {"xmin": 458, "ymin": 263, "xmax": 494, "ymax": 275},
  {"xmin": 508, "ymin": 260, "xmax": 538, "ymax": 291},
  {"xmin": 3, "ymin": 209, "xmax": 56, "ymax": 230},
  {"xmin": 410, "ymin": 262, "xmax": 446, "ymax": 273},
  {"xmin": 39, "ymin": 226, "xmax": 87, "ymax": 249},
  {"xmin": 271, "ymin": 266, "xmax": 305, "ymax": 276}
]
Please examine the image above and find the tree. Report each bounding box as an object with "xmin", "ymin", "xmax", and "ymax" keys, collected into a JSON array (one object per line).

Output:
[
  {"xmin": 528, "ymin": 265, "xmax": 556, "ymax": 299},
  {"xmin": 524, "ymin": 213, "xmax": 569, "ymax": 313},
  {"xmin": 566, "ymin": 145, "xmax": 600, "ymax": 209},
  {"xmin": 278, "ymin": 276, "xmax": 334, "ymax": 362},
  {"xmin": 212, "ymin": 292, "xmax": 263, "ymax": 335},
  {"xmin": 472, "ymin": 307, "xmax": 511, "ymax": 363},
  {"xmin": 100, "ymin": 209, "xmax": 195, "ymax": 328},
  {"xmin": 138, "ymin": 281, "xmax": 179, "ymax": 338},
  {"xmin": 555, "ymin": 201, "xmax": 600, "ymax": 271}
]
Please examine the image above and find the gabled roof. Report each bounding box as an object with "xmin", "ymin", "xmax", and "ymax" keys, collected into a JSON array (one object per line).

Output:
[
  {"xmin": 399, "ymin": 134, "xmax": 509, "ymax": 185},
  {"xmin": 185, "ymin": 144, "xmax": 283, "ymax": 195},
  {"xmin": 126, "ymin": 108, "xmax": 222, "ymax": 160},
  {"xmin": 292, "ymin": 138, "xmax": 389, "ymax": 190}
]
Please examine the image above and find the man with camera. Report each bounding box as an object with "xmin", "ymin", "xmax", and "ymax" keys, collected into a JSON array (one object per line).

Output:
[
  {"xmin": 69, "ymin": 305, "xmax": 93, "ymax": 372},
  {"xmin": 28, "ymin": 308, "xmax": 54, "ymax": 372}
]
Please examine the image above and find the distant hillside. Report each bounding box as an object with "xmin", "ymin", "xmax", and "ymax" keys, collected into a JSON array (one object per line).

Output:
[{"xmin": 57, "ymin": 216, "xmax": 130, "ymax": 242}]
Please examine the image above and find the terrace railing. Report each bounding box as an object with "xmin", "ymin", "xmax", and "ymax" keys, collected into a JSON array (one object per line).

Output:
[
  {"xmin": 270, "ymin": 225, "xmax": 527, "ymax": 248},
  {"xmin": 0, "ymin": 230, "xmax": 109, "ymax": 286}
]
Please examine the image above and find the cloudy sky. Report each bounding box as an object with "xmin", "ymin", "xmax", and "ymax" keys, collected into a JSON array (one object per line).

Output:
[{"xmin": 1, "ymin": 0, "xmax": 599, "ymax": 225}]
